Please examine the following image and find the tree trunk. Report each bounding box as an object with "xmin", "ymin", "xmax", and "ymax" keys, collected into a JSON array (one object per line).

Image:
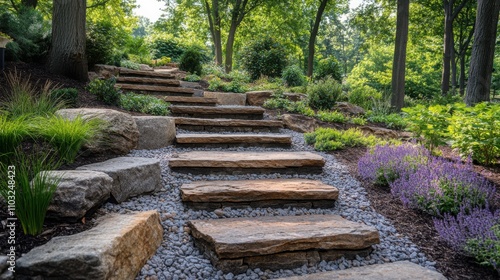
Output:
[
  {"xmin": 451, "ymin": 37, "xmax": 458, "ymax": 91},
  {"xmin": 307, "ymin": 0, "xmax": 329, "ymax": 78},
  {"xmin": 465, "ymin": 0, "xmax": 500, "ymax": 105},
  {"xmin": 204, "ymin": 0, "xmax": 223, "ymax": 65},
  {"xmin": 225, "ymin": 23, "xmax": 237, "ymax": 73},
  {"xmin": 21, "ymin": 0, "xmax": 37, "ymax": 8},
  {"xmin": 459, "ymin": 54, "xmax": 466, "ymax": 95},
  {"xmin": 49, "ymin": 0, "xmax": 88, "ymax": 81},
  {"xmin": 390, "ymin": 0, "xmax": 409, "ymax": 112},
  {"xmin": 441, "ymin": 0, "xmax": 453, "ymax": 95}
]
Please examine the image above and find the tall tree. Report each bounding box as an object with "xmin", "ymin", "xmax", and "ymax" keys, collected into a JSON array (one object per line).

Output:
[
  {"xmin": 454, "ymin": 0, "xmax": 475, "ymax": 95},
  {"xmin": 390, "ymin": 0, "xmax": 409, "ymax": 111},
  {"xmin": 204, "ymin": 0, "xmax": 222, "ymax": 65},
  {"xmin": 48, "ymin": 0, "xmax": 88, "ymax": 81},
  {"xmin": 465, "ymin": 0, "xmax": 500, "ymax": 105},
  {"xmin": 307, "ymin": 0, "xmax": 329, "ymax": 77}
]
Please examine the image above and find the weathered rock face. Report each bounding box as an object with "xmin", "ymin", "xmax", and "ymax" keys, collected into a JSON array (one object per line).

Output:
[
  {"xmin": 203, "ymin": 91, "xmax": 247, "ymax": 105},
  {"xmin": 17, "ymin": 211, "xmax": 163, "ymax": 280},
  {"xmin": 333, "ymin": 102, "xmax": 366, "ymax": 116},
  {"xmin": 275, "ymin": 261, "xmax": 447, "ymax": 280},
  {"xmin": 246, "ymin": 90, "xmax": 273, "ymax": 106},
  {"xmin": 44, "ymin": 170, "xmax": 113, "ymax": 221},
  {"xmin": 56, "ymin": 108, "xmax": 139, "ymax": 155},
  {"xmin": 174, "ymin": 117, "xmax": 283, "ymax": 133},
  {"xmin": 94, "ymin": 64, "xmax": 119, "ymax": 78},
  {"xmin": 138, "ymin": 64, "xmax": 153, "ymax": 71},
  {"xmin": 360, "ymin": 126, "xmax": 399, "ymax": 139},
  {"xmin": 282, "ymin": 114, "xmax": 318, "ymax": 133},
  {"xmin": 171, "ymin": 105, "xmax": 264, "ymax": 120},
  {"xmin": 175, "ymin": 134, "xmax": 292, "ymax": 145},
  {"xmin": 133, "ymin": 116, "xmax": 176, "ymax": 150},
  {"xmin": 77, "ymin": 157, "xmax": 162, "ymax": 203},
  {"xmin": 283, "ymin": 92, "xmax": 306, "ymax": 102}
]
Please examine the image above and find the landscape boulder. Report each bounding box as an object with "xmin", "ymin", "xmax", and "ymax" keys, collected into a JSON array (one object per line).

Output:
[
  {"xmin": 133, "ymin": 116, "xmax": 176, "ymax": 149},
  {"xmin": 333, "ymin": 102, "xmax": 365, "ymax": 116},
  {"xmin": 246, "ymin": 90, "xmax": 273, "ymax": 106},
  {"xmin": 282, "ymin": 114, "xmax": 318, "ymax": 133},
  {"xmin": 56, "ymin": 108, "xmax": 139, "ymax": 155},
  {"xmin": 93, "ymin": 64, "xmax": 119, "ymax": 79},
  {"xmin": 204, "ymin": 91, "xmax": 246, "ymax": 106}
]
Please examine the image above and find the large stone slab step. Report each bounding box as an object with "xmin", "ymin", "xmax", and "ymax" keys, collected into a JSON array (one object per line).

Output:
[
  {"xmin": 181, "ymin": 179, "xmax": 338, "ymax": 209},
  {"xmin": 119, "ymin": 68, "xmax": 175, "ymax": 79},
  {"xmin": 275, "ymin": 261, "xmax": 447, "ymax": 280},
  {"xmin": 170, "ymin": 105, "xmax": 265, "ymax": 120},
  {"xmin": 174, "ymin": 117, "xmax": 283, "ymax": 132},
  {"xmin": 189, "ymin": 215, "xmax": 380, "ymax": 273},
  {"xmin": 164, "ymin": 96, "xmax": 218, "ymax": 106},
  {"xmin": 116, "ymin": 76, "xmax": 181, "ymax": 87},
  {"xmin": 169, "ymin": 151, "xmax": 325, "ymax": 174},
  {"xmin": 175, "ymin": 133, "xmax": 292, "ymax": 148},
  {"xmin": 116, "ymin": 84, "xmax": 195, "ymax": 96}
]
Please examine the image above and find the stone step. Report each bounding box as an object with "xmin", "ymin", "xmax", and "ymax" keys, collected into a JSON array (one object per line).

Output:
[
  {"xmin": 116, "ymin": 84, "xmax": 195, "ymax": 96},
  {"xmin": 174, "ymin": 117, "xmax": 283, "ymax": 132},
  {"xmin": 164, "ymin": 96, "xmax": 218, "ymax": 106},
  {"xmin": 119, "ymin": 68, "xmax": 175, "ymax": 79},
  {"xmin": 116, "ymin": 76, "xmax": 181, "ymax": 87},
  {"xmin": 175, "ymin": 133, "xmax": 292, "ymax": 148},
  {"xmin": 275, "ymin": 261, "xmax": 447, "ymax": 280},
  {"xmin": 169, "ymin": 151, "xmax": 325, "ymax": 174},
  {"xmin": 181, "ymin": 179, "xmax": 338, "ymax": 209},
  {"xmin": 189, "ymin": 214, "xmax": 380, "ymax": 273},
  {"xmin": 170, "ymin": 105, "xmax": 265, "ymax": 120}
]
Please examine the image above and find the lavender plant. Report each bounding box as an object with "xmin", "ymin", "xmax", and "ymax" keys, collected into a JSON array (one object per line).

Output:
[{"xmin": 465, "ymin": 224, "xmax": 500, "ymax": 272}]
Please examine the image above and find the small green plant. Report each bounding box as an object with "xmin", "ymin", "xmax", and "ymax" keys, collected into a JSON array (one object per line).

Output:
[
  {"xmin": 465, "ymin": 224, "xmax": 500, "ymax": 271},
  {"xmin": 307, "ymin": 77, "xmax": 342, "ymax": 110},
  {"xmin": 304, "ymin": 127, "xmax": 397, "ymax": 151},
  {"xmin": 314, "ymin": 56, "xmax": 342, "ymax": 82},
  {"xmin": 179, "ymin": 47, "xmax": 203, "ymax": 75},
  {"xmin": 0, "ymin": 115, "xmax": 31, "ymax": 163},
  {"xmin": 367, "ymin": 112, "xmax": 408, "ymax": 130},
  {"xmin": 286, "ymin": 101, "xmax": 315, "ymax": 117},
  {"xmin": 50, "ymin": 88, "xmax": 78, "ymax": 107},
  {"xmin": 349, "ymin": 117, "xmax": 367, "ymax": 126},
  {"xmin": 348, "ymin": 86, "xmax": 382, "ymax": 110},
  {"xmin": 316, "ymin": 110, "xmax": 347, "ymax": 123},
  {"xmin": 241, "ymin": 37, "xmax": 288, "ymax": 80},
  {"xmin": 36, "ymin": 116, "xmax": 103, "ymax": 163},
  {"xmin": 86, "ymin": 78, "xmax": 121, "ymax": 106},
  {"xmin": 119, "ymin": 93, "xmax": 170, "ymax": 116},
  {"xmin": 120, "ymin": 60, "xmax": 141, "ymax": 70},
  {"xmin": 184, "ymin": 74, "xmax": 201, "ymax": 82},
  {"xmin": 207, "ymin": 76, "xmax": 247, "ymax": 93},
  {"xmin": 282, "ymin": 65, "xmax": 306, "ymax": 87}
]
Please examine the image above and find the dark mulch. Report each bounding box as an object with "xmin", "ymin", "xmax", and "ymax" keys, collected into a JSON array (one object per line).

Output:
[{"xmin": 333, "ymin": 146, "xmax": 500, "ymax": 280}]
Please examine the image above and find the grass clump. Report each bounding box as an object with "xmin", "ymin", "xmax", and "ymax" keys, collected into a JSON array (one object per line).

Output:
[
  {"xmin": 50, "ymin": 87, "xmax": 78, "ymax": 107},
  {"xmin": 86, "ymin": 78, "xmax": 121, "ymax": 106},
  {"xmin": 316, "ymin": 110, "xmax": 346, "ymax": 123},
  {"xmin": 0, "ymin": 115, "xmax": 32, "ymax": 163}
]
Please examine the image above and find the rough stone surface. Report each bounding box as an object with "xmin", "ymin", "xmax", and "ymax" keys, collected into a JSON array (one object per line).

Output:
[
  {"xmin": 246, "ymin": 90, "xmax": 273, "ymax": 106},
  {"xmin": 94, "ymin": 64, "xmax": 119, "ymax": 78},
  {"xmin": 170, "ymin": 105, "xmax": 264, "ymax": 117},
  {"xmin": 169, "ymin": 151, "xmax": 325, "ymax": 169},
  {"xmin": 17, "ymin": 211, "xmax": 163, "ymax": 280},
  {"xmin": 119, "ymin": 68, "xmax": 175, "ymax": 79},
  {"xmin": 204, "ymin": 91, "xmax": 247, "ymax": 105},
  {"xmin": 77, "ymin": 157, "xmax": 162, "ymax": 203},
  {"xmin": 181, "ymin": 179, "xmax": 338, "ymax": 203},
  {"xmin": 56, "ymin": 108, "xmax": 139, "ymax": 155},
  {"xmin": 116, "ymin": 76, "xmax": 180, "ymax": 86},
  {"xmin": 44, "ymin": 170, "xmax": 113, "ymax": 221},
  {"xmin": 333, "ymin": 102, "xmax": 366, "ymax": 116},
  {"xmin": 116, "ymin": 84, "xmax": 194, "ymax": 95},
  {"xmin": 282, "ymin": 114, "xmax": 318, "ymax": 133},
  {"xmin": 189, "ymin": 214, "xmax": 380, "ymax": 259},
  {"xmin": 275, "ymin": 261, "xmax": 447, "ymax": 280},
  {"xmin": 164, "ymin": 96, "xmax": 217, "ymax": 106},
  {"xmin": 133, "ymin": 116, "xmax": 176, "ymax": 149},
  {"xmin": 360, "ymin": 126, "xmax": 400, "ymax": 139},
  {"xmin": 284, "ymin": 92, "xmax": 306, "ymax": 102},
  {"xmin": 175, "ymin": 134, "xmax": 292, "ymax": 145},
  {"xmin": 174, "ymin": 117, "xmax": 283, "ymax": 132}
]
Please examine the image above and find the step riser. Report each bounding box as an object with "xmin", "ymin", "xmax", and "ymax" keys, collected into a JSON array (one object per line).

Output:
[
  {"xmin": 119, "ymin": 68, "xmax": 175, "ymax": 79},
  {"xmin": 176, "ymin": 125, "xmax": 281, "ymax": 133},
  {"xmin": 172, "ymin": 113, "xmax": 263, "ymax": 120},
  {"xmin": 168, "ymin": 102, "xmax": 217, "ymax": 106},
  {"xmin": 116, "ymin": 77, "xmax": 180, "ymax": 87},
  {"xmin": 184, "ymin": 200, "xmax": 335, "ymax": 210},
  {"xmin": 175, "ymin": 143, "xmax": 291, "ymax": 148},
  {"xmin": 170, "ymin": 167, "xmax": 324, "ymax": 175}
]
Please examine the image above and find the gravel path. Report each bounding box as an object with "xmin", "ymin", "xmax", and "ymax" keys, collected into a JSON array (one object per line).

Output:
[{"xmin": 101, "ymin": 129, "xmax": 436, "ymax": 280}]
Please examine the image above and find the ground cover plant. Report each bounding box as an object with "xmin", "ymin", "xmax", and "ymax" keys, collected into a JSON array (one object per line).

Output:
[
  {"xmin": 86, "ymin": 77, "xmax": 121, "ymax": 106},
  {"xmin": 119, "ymin": 92, "xmax": 170, "ymax": 116}
]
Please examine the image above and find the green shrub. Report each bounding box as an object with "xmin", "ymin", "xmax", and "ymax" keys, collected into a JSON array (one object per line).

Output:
[
  {"xmin": 207, "ymin": 77, "xmax": 247, "ymax": 93},
  {"xmin": 367, "ymin": 113, "xmax": 408, "ymax": 130},
  {"xmin": 286, "ymin": 101, "xmax": 315, "ymax": 117},
  {"xmin": 316, "ymin": 110, "xmax": 346, "ymax": 123},
  {"xmin": 153, "ymin": 56, "xmax": 172, "ymax": 66},
  {"xmin": 349, "ymin": 117, "xmax": 367, "ymax": 125},
  {"xmin": 50, "ymin": 88, "xmax": 78, "ymax": 107},
  {"xmin": 307, "ymin": 78, "xmax": 342, "ymax": 110},
  {"xmin": 449, "ymin": 103, "xmax": 500, "ymax": 165},
  {"xmin": 179, "ymin": 48, "xmax": 203, "ymax": 75},
  {"xmin": 0, "ymin": 151, "xmax": 61, "ymax": 235},
  {"xmin": 282, "ymin": 65, "xmax": 306, "ymax": 87},
  {"xmin": 119, "ymin": 93, "xmax": 170, "ymax": 116},
  {"xmin": 86, "ymin": 21, "xmax": 117, "ymax": 67},
  {"xmin": 150, "ymin": 37, "xmax": 185, "ymax": 61},
  {"xmin": 86, "ymin": 78, "xmax": 121, "ymax": 106},
  {"xmin": 120, "ymin": 60, "xmax": 141, "ymax": 70},
  {"xmin": 304, "ymin": 127, "xmax": 397, "ymax": 151},
  {"xmin": 314, "ymin": 56, "xmax": 342, "ymax": 82},
  {"xmin": 241, "ymin": 37, "xmax": 288, "ymax": 80},
  {"xmin": 184, "ymin": 74, "xmax": 201, "ymax": 82},
  {"xmin": 36, "ymin": 116, "xmax": 103, "ymax": 163},
  {"xmin": 348, "ymin": 86, "xmax": 382, "ymax": 110},
  {"xmin": 0, "ymin": 115, "xmax": 31, "ymax": 163}
]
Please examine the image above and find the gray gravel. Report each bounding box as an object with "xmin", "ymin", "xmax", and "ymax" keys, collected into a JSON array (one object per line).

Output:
[{"xmin": 101, "ymin": 128, "xmax": 436, "ymax": 280}]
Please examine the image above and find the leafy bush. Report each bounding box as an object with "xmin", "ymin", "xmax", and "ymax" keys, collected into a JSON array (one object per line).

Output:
[
  {"xmin": 307, "ymin": 77, "xmax": 342, "ymax": 110},
  {"xmin": 179, "ymin": 47, "xmax": 203, "ymax": 75},
  {"xmin": 36, "ymin": 116, "xmax": 103, "ymax": 163},
  {"xmin": 448, "ymin": 103, "xmax": 500, "ymax": 165},
  {"xmin": 153, "ymin": 56, "xmax": 172, "ymax": 66},
  {"xmin": 349, "ymin": 117, "xmax": 367, "ymax": 125},
  {"xmin": 119, "ymin": 93, "xmax": 170, "ymax": 116},
  {"xmin": 86, "ymin": 21, "xmax": 117, "ymax": 67},
  {"xmin": 316, "ymin": 110, "xmax": 346, "ymax": 123},
  {"xmin": 285, "ymin": 101, "xmax": 315, "ymax": 117},
  {"xmin": 120, "ymin": 60, "xmax": 141, "ymax": 70},
  {"xmin": 207, "ymin": 77, "xmax": 247, "ymax": 93},
  {"xmin": 0, "ymin": 115, "xmax": 31, "ymax": 163},
  {"xmin": 86, "ymin": 78, "xmax": 121, "ymax": 106},
  {"xmin": 367, "ymin": 112, "xmax": 408, "ymax": 130},
  {"xmin": 184, "ymin": 74, "xmax": 201, "ymax": 82},
  {"xmin": 358, "ymin": 144, "xmax": 430, "ymax": 187},
  {"xmin": 304, "ymin": 127, "xmax": 395, "ymax": 151},
  {"xmin": 150, "ymin": 37, "xmax": 185, "ymax": 61},
  {"xmin": 391, "ymin": 157, "xmax": 496, "ymax": 216},
  {"xmin": 348, "ymin": 86, "xmax": 382, "ymax": 110},
  {"xmin": 50, "ymin": 88, "xmax": 78, "ymax": 107},
  {"xmin": 241, "ymin": 37, "xmax": 288, "ymax": 80},
  {"xmin": 314, "ymin": 56, "xmax": 342, "ymax": 82},
  {"xmin": 282, "ymin": 65, "xmax": 306, "ymax": 87},
  {"xmin": 0, "ymin": 151, "xmax": 61, "ymax": 235}
]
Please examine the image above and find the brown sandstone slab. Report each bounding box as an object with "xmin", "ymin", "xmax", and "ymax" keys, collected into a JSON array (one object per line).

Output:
[
  {"xmin": 116, "ymin": 84, "xmax": 194, "ymax": 95},
  {"xmin": 181, "ymin": 179, "xmax": 338, "ymax": 203},
  {"xmin": 170, "ymin": 105, "xmax": 264, "ymax": 119},
  {"xmin": 189, "ymin": 214, "xmax": 379, "ymax": 259},
  {"xmin": 119, "ymin": 68, "xmax": 175, "ymax": 79},
  {"xmin": 246, "ymin": 90, "xmax": 273, "ymax": 106},
  {"xmin": 164, "ymin": 96, "xmax": 218, "ymax": 106},
  {"xmin": 174, "ymin": 118, "xmax": 283, "ymax": 132},
  {"xmin": 116, "ymin": 76, "xmax": 180, "ymax": 86},
  {"xmin": 275, "ymin": 261, "xmax": 447, "ymax": 280},
  {"xmin": 175, "ymin": 134, "xmax": 291, "ymax": 145}
]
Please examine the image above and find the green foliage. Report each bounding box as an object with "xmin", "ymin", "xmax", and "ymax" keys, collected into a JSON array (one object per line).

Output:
[
  {"xmin": 314, "ymin": 56, "xmax": 342, "ymax": 82},
  {"xmin": 36, "ymin": 116, "xmax": 103, "ymax": 163},
  {"xmin": 241, "ymin": 37, "xmax": 288, "ymax": 80},
  {"xmin": 0, "ymin": 152, "xmax": 61, "ymax": 236},
  {"xmin": 350, "ymin": 117, "xmax": 367, "ymax": 126},
  {"xmin": 348, "ymin": 85, "xmax": 382, "ymax": 110},
  {"xmin": 50, "ymin": 88, "xmax": 78, "ymax": 108},
  {"xmin": 316, "ymin": 110, "xmax": 347, "ymax": 123},
  {"xmin": 367, "ymin": 113, "xmax": 408, "ymax": 130},
  {"xmin": 0, "ymin": 115, "xmax": 31, "ymax": 163},
  {"xmin": 179, "ymin": 47, "xmax": 203, "ymax": 75},
  {"xmin": 153, "ymin": 56, "xmax": 172, "ymax": 66},
  {"xmin": 207, "ymin": 76, "xmax": 247, "ymax": 93},
  {"xmin": 465, "ymin": 225, "xmax": 500, "ymax": 270},
  {"xmin": 86, "ymin": 78, "xmax": 121, "ymax": 106},
  {"xmin": 86, "ymin": 21, "xmax": 117, "ymax": 67},
  {"xmin": 449, "ymin": 103, "xmax": 500, "ymax": 165},
  {"xmin": 402, "ymin": 104, "xmax": 452, "ymax": 153},
  {"xmin": 120, "ymin": 60, "xmax": 141, "ymax": 70},
  {"xmin": 184, "ymin": 74, "xmax": 201, "ymax": 82},
  {"xmin": 119, "ymin": 93, "xmax": 170, "ymax": 116},
  {"xmin": 307, "ymin": 78, "xmax": 342, "ymax": 110},
  {"xmin": 282, "ymin": 65, "xmax": 306, "ymax": 87},
  {"xmin": 150, "ymin": 37, "xmax": 185, "ymax": 61},
  {"xmin": 304, "ymin": 127, "xmax": 397, "ymax": 151}
]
